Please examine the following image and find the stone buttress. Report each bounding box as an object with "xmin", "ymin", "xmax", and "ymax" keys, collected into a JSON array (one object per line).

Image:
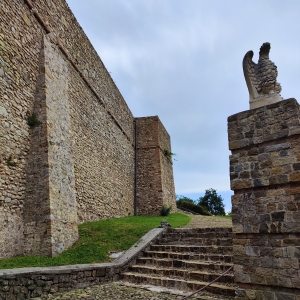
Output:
[
  {"xmin": 24, "ymin": 35, "xmax": 78, "ymax": 257},
  {"xmin": 228, "ymin": 98, "xmax": 300, "ymax": 299}
]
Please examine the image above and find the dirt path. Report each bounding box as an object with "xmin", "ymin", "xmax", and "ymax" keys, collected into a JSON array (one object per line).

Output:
[{"xmin": 181, "ymin": 214, "xmax": 232, "ymax": 228}]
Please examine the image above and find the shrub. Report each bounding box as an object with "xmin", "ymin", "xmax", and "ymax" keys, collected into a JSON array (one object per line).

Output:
[
  {"xmin": 163, "ymin": 149, "xmax": 177, "ymax": 161},
  {"xmin": 177, "ymin": 200, "xmax": 212, "ymax": 216},
  {"xmin": 176, "ymin": 195, "xmax": 194, "ymax": 203},
  {"xmin": 27, "ymin": 113, "xmax": 41, "ymax": 127},
  {"xmin": 161, "ymin": 205, "xmax": 172, "ymax": 216},
  {"xmin": 5, "ymin": 155, "xmax": 16, "ymax": 167}
]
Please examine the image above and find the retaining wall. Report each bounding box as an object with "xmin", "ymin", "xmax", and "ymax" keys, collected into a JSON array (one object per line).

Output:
[{"xmin": 0, "ymin": 228, "xmax": 165, "ymax": 299}]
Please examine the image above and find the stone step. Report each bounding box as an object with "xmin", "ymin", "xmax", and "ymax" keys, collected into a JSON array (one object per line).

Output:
[
  {"xmin": 161, "ymin": 231, "xmax": 233, "ymax": 240},
  {"xmin": 159, "ymin": 238, "xmax": 233, "ymax": 246},
  {"xmin": 150, "ymin": 244, "xmax": 233, "ymax": 254},
  {"xmin": 129, "ymin": 265, "xmax": 234, "ymax": 283},
  {"xmin": 117, "ymin": 281, "xmax": 234, "ymax": 300},
  {"xmin": 137, "ymin": 257, "xmax": 233, "ymax": 272},
  {"xmin": 121, "ymin": 272, "xmax": 236, "ymax": 297},
  {"xmin": 144, "ymin": 250, "xmax": 233, "ymax": 262},
  {"xmin": 168, "ymin": 227, "xmax": 232, "ymax": 234}
]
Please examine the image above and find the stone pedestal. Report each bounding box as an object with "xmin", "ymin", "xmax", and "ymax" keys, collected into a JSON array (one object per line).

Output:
[{"xmin": 228, "ymin": 99, "xmax": 300, "ymax": 299}]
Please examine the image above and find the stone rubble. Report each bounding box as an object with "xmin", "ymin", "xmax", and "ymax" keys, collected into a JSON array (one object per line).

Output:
[
  {"xmin": 36, "ymin": 282, "xmax": 228, "ymax": 300},
  {"xmin": 38, "ymin": 283, "xmax": 182, "ymax": 300}
]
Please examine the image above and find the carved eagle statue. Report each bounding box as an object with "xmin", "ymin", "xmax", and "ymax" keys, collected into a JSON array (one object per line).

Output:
[{"xmin": 243, "ymin": 42, "xmax": 282, "ymax": 106}]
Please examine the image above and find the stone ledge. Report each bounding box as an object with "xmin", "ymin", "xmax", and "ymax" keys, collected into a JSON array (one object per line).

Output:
[
  {"xmin": 0, "ymin": 228, "xmax": 164, "ymax": 276},
  {"xmin": 0, "ymin": 228, "xmax": 165, "ymax": 298}
]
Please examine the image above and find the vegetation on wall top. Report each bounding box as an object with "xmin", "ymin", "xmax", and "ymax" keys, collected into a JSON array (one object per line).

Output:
[{"xmin": 163, "ymin": 149, "xmax": 177, "ymax": 161}]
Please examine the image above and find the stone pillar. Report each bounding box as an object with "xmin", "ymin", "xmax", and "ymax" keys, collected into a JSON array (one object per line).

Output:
[
  {"xmin": 24, "ymin": 35, "xmax": 78, "ymax": 256},
  {"xmin": 135, "ymin": 116, "xmax": 176, "ymax": 216},
  {"xmin": 228, "ymin": 99, "xmax": 300, "ymax": 299}
]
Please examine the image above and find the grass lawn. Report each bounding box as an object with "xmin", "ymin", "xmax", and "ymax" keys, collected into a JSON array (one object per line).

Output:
[
  {"xmin": 218, "ymin": 215, "xmax": 232, "ymax": 219},
  {"xmin": 0, "ymin": 212, "xmax": 190, "ymax": 269}
]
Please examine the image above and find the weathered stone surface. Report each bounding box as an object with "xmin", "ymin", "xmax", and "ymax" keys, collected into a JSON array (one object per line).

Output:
[
  {"xmin": 135, "ymin": 117, "xmax": 176, "ymax": 216},
  {"xmin": 228, "ymin": 99, "xmax": 300, "ymax": 298},
  {"xmin": 22, "ymin": 35, "xmax": 78, "ymax": 257},
  {"xmin": 228, "ymin": 98, "xmax": 300, "ymax": 150},
  {"xmin": 229, "ymin": 109, "xmax": 300, "ymax": 190}
]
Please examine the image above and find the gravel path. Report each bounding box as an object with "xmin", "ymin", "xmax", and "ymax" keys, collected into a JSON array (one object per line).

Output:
[{"xmin": 39, "ymin": 283, "xmax": 183, "ymax": 300}]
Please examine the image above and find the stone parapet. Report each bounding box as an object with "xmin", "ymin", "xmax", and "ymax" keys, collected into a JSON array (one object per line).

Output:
[{"xmin": 228, "ymin": 99, "xmax": 300, "ymax": 299}]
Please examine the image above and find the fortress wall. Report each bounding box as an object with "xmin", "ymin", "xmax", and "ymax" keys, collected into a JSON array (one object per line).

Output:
[
  {"xmin": 135, "ymin": 117, "xmax": 162, "ymax": 216},
  {"xmin": 0, "ymin": 0, "xmax": 135, "ymax": 257},
  {"xmin": 1, "ymin": 0, "xmax": 175, "ymax": 258},
  {"xmin": 0, "ymin": 0, "xmax": 45, "ymax": 258},
  {"xmin": 29, "ymin": 0, "xmax": 136, "ymax": 222},
  {"xmin": 68, "ymin": 48, "xmax": 135, "ymax": 222},
  {"xmin": 32, "ymin": 0, "xmax": 134, "ymax": 138},
  {"xmin": 158, "ymin": 120, "xmax": 176, "ymax": 211}
]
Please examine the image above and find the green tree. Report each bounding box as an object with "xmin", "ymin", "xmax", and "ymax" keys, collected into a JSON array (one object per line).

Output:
[
  {"xmin": 197, "ymin": 189, "xmax": 225, "ymax": 216},
  {"xmin": 176, "ymin": 195, "xmax": 195, "ymax": 203}
]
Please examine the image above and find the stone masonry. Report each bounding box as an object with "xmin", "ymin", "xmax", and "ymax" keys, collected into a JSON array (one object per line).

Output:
[
  {"xmin": 0, "ymin": 0, "xmax": 176, "ymax": 258},
  {"xmin": 228, "ymin": 99, "xmax": 300, "ymax": 299},
  {"xmin": 23, "ymin": 34, "xmax": 78, "ymax": 257},
  {"xmin": 135, "ymin": 117, "xmax": 176, "ymax": 216}
]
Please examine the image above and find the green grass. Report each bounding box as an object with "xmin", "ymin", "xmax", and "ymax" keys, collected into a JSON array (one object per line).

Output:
[
  {"xmin": 217, "ymin": 215, "xmax": 232, "ymax": 219},
  {"xmin": 0, "ymin": 213, "xmax": 190, "ymax": 269}
]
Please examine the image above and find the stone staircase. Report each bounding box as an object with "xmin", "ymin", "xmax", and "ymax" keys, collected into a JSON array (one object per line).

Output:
[{"xmin": 120, "ymin": 227, "xmax": 235, "ymax": 299}]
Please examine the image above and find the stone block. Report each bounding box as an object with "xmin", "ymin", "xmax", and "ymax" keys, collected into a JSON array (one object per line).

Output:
[
  {"xmin": 245, "ymin": 246, "xmax": 260, "ymax": 256},
  {"xmin": 277, "ymin": 293, "xmax": 297, "ymax": 300}
]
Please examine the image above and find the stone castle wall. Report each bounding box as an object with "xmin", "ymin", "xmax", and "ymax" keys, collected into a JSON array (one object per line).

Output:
[
  {"xmin": 158, "ymin": 120, "xmax": 176, "ymax": 210},
  {"xmin": 228, "ymin": 99, "xmax": 300, "ymax": 299},
  {"xmin": 1, "ymin": 0, "xmax": 44, "ymax": 258},
  {"xmin": 135, "ymin": 117, "xmax": 176, "ymax": 216},
  {"xmin": 0, "ymin": 0, "xmax": 175, "ymax": 258}
]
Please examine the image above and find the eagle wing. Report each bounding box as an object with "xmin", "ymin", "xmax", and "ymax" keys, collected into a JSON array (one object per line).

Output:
[{"xmin": 243, "ymin": 50, "xmax": 259, "ymax": 100}]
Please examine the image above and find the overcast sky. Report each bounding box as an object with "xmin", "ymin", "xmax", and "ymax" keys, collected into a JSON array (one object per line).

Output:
[{"xmin": 66, "ymin": 0, "xmax": 300, "ymax": 211}]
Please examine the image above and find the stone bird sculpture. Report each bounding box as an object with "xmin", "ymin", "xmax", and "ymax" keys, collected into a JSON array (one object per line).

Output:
[{"xmin": 243, "ymin": 42, "xmax": 282, "ymax": 109}]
